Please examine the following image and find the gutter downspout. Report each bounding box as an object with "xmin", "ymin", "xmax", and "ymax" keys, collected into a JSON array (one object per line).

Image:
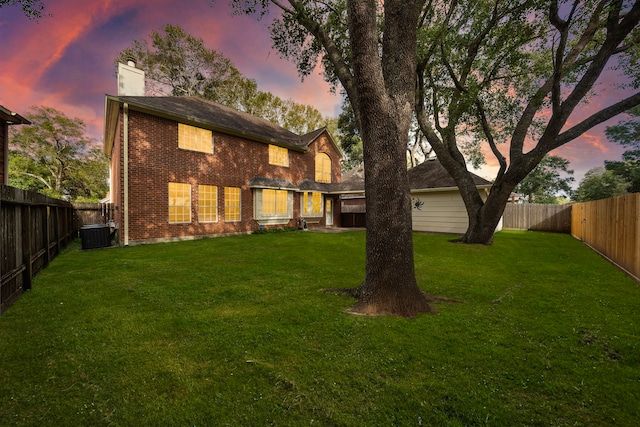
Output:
[{"xmin": 123, "ymin": 103, "xmax": 129, "ymax": 246}]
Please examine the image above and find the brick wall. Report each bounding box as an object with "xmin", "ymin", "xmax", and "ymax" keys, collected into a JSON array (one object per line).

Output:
[{"xmin": 113, "ymin": 108, "xmax": 342, "ymax": 244}]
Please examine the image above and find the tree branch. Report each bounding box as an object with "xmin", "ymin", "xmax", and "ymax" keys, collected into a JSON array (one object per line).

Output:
[
  {"xmin": 476, "ymin": 99, "xmax": 506, "ymax": 180},
  {"xmin": 554, "ymin": 91, "xmax": 640, "ymax": 148}
]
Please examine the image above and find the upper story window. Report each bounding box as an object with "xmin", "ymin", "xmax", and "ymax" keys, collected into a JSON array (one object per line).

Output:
[
  {"xmin": 269, "ymin": 144, "xmax": 289, "ymax": 167},
  {"xmin": 178, "ymin": 123, "xmax": 213, "ymax": 154},
  {"xmin": 315, "ymin": 153, "xmax": 331, "ymax": 183}
]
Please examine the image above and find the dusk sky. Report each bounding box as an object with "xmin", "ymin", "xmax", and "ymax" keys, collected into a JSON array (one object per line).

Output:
[{"xmin": 0, "ymin": 0, "xmax": 635, "ymax": 186}]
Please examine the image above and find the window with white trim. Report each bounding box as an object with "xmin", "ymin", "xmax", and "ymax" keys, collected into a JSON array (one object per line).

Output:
[
  {"xmin": 315, "ymin": 153, "xmax": 331, "ymax": 183},
  {"xmin": 254, "ymin": 189, "xmax": 293, "ymax": 223},
  {"xmin": 168, "ymin": 182, "xmax": 191, "ymax": 223},
  {"xmin": 224, "ymin": 187, "xmax": 241, "ymax": 222},
  {"xmin": 198, "ymin": 185, "xmax": 218, "ymax": 222},
  {"xmin": 302, "ymin": 191, "xmax": 323, "ymax": 216}
]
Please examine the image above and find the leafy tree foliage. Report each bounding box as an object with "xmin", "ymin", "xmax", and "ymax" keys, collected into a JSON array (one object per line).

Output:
[
  {"xmin": 115, "ymin": 24, "xmax": 248, "ymax": 105},
  {"xmin": 414, "ymin": 0, "xmax": 640, "ymax": 244},
  {"xmin": 574, "ymin": 166, "xmax": 629, "ymax": 201},
  {"xmin": 605, "ymin": 105, "xmax": 640, "ymax": 192},
  {"xmin": 336, "ymin": 100, "xmax": 363, "ymax": 171},
  {"xmin": 115, "ymin": 24, "xmax": 335, "ymax": 135},
  {"xmin": 0, "ymin": 0, "xmax": 45, "ymax": 18},
  {"xmin": 515, "ymin": 155, "xmax": 574, "ymax": 203},
  {"xmin": 8, "ymin": 106, "xmax": 108, "ymax": 201}
]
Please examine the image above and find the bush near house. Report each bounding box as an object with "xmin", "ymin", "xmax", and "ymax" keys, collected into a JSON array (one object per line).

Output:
[{"xmin": 0, "ymin": 231, "xmax": 638, "ymax": 425}]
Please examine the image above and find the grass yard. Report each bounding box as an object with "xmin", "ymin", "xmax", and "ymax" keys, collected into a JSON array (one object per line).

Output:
[{"xmin": 0, "ymin": 230, "xmax": 639, "ymax": 426}]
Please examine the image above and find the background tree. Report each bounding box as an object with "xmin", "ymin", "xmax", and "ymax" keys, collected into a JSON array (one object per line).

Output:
[
  {"xmin": 226, "ymin": 0, "xmax": 438, "ymax": 317},
  {"xmin": 0, "ymin": 0, "xmax": 45, "ymax": 18},
  {"xmin": 336, "ymin": 100, "xmax": 363, "ymax": 171},
  {"xmin": 604, "ymin": 105, "xmax": 640, "ymax": 192},
  {"xmin": 414, "ymin": 0, "xmax": 640, "ymax": 244},
  {"xmin": 115, "ymin": 24, "xmax": 249, "ymax": 106},
  {"xmin": 9, "ymin": 106, "xmax": 108, "ymax": 201},
  {"xmin": 574, "ymin": 166, "xmax": 629, "ymax": 201},
  {"xmin": 515, "ymin": 155, "xmax": 574, "ymax": 203},
  {"xmin": 115, "ymin": 24, "xmax": 336, "ymax": 135}
]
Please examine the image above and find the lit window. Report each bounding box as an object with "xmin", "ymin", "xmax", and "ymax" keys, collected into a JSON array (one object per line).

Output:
[
  {"xmin": 315, "ymin": 153, "xmax": 331, "ymax": 183},
  {"xmin": 168, "ymin": 182, "xmax": 191, "ymax": 223},
  {"xmin": 198, "ymin": 185, "xmax": 218, "ymax": 222},
  {"xmin": 302, "ymin": 191, "xmax": 323, "ymax": 216},
  {"xmin": 178, "ymin": 123, "xmax": 213, "ymax": 153},
  {"xmin": 262, "ymin": 189, "xmax": 289, "ymax": 215},
  {"xmin": 269, "ymin": 145, "xmax": 289, "ymax": 167},
  {"xmin": 224, "ymin": 187, "xmax": 241, "ymax": 222}
]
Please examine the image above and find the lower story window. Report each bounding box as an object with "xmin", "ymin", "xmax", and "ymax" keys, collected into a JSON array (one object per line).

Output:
[
  {"xmin": 254, "ymin": 189, "xmax": 293, "ymax": 223},
  {"xmin": 169, "ymin": 182, "xmax": 191, "ymax": 223},
  {"xmin": 263, "ymin": 189, "xmax": 289, "ymax": 215},
  {"xmin": 198, "ymin": 185, "xmax": 218, "ymax": 222},
  {"xmin": 224, "ymin": 187, "xmax": 241, "ymax": 222},
  {"xmin": 302, "ymin": 191, "xmax": 323, "ymax": 216}
]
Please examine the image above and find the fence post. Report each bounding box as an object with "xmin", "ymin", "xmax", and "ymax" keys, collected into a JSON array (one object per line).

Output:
[{"xmin": 21, "ymin": 203, "xmax": 33, "ymax": 291}]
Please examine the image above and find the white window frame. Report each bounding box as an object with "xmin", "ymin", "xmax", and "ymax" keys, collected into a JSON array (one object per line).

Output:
[{"xmin": 254, "ymin": 189, "xmax": 293, "ymax": 224}]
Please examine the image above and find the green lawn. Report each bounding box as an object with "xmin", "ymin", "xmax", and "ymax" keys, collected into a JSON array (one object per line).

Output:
[{"xmin": 1, "ymin": 230, "xmax": 638, "ymax": 426}]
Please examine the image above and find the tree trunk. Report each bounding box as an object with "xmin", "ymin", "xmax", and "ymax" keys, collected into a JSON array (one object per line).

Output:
[
  {"xmin": 457, "ymin": 180, "xmax": 516, "ymax": 245},
  {"xmin": 350, "ymin": 110, "xmax": 435, "ymax": 317},
  {"xmin": 346, "ymin": 0, "xmax": 434, "ymax": 317}
]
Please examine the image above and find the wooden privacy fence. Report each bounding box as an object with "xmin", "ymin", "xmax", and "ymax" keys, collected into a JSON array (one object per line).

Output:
[
  {"xmin": 73, "ymin": 202, "xmax": 114, "ymax": 228},
  {"xmin": 1, "ymin": 185, "xmax": 76, "ymax": 314},
  {"xmin": 503, "ymin": 203, "xmax": 572, "ymax": 233},
  {"xmin": 572, "ymin": 193, "xmax": 640, "ymax": 281}
]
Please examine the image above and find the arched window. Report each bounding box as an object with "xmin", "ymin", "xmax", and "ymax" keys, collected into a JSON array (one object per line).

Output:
[{"xmin": 315, "ymin": 153, "xmax": 331, "ymax": 183}]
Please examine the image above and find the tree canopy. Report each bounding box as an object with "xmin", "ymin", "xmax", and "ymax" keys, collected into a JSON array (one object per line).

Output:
[
  {"xmin": 604, "ymin": 105, "xmax": 640, "ymax": 192},
  {"xmin": 574, "ymin": 166, "xmax": 629, "ymax": 201},
  {"xmin": 9, "ymin": 106, "xmax": 108, "ymax": 201}
]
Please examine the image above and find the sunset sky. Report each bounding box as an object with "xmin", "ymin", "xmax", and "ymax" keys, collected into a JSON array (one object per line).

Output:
[{"xmin": 0, "ymin": 0, "xmax": 634, "ymax": 186}]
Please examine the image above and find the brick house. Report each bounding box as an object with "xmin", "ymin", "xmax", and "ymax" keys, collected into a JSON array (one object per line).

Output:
[
  {"xmin": 103, "ymin": 95, "xmax": 343, "ymax": 245},
  {"xmin": 1, "ymin": 105, "xmax": 30, "ymax": 185}
]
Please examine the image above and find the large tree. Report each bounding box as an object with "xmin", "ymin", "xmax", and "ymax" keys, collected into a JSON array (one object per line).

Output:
[
  {"xmin": 226, "ymin": 0, "xmax": 436, "ymax": 317},
  {"xmin": 414, "ymin": 0, "xmax": 640, "ymax": 244},
  {"xmin": 8, "ymin": 106, "xmax": 108, "ymax": 201}
]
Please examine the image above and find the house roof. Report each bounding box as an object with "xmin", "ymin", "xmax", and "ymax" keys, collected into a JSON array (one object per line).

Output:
[
  {"xmin": 248, "ymin": 177, "xmax": 298, "ymax": 190},
  {"xmin": 103, "ymin": 95, "xmax": 342, "ymax": 157},
  {"xmin": 0, "ymin": 105, "xmax": 30, "ymax": 125},
  {"xmin": 335, "ymin": 159, "xmax": 492, "ymax": 194},
  {"xmin": 408, "ymin": 158, "xmax": 492, "ymax": 191}
]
